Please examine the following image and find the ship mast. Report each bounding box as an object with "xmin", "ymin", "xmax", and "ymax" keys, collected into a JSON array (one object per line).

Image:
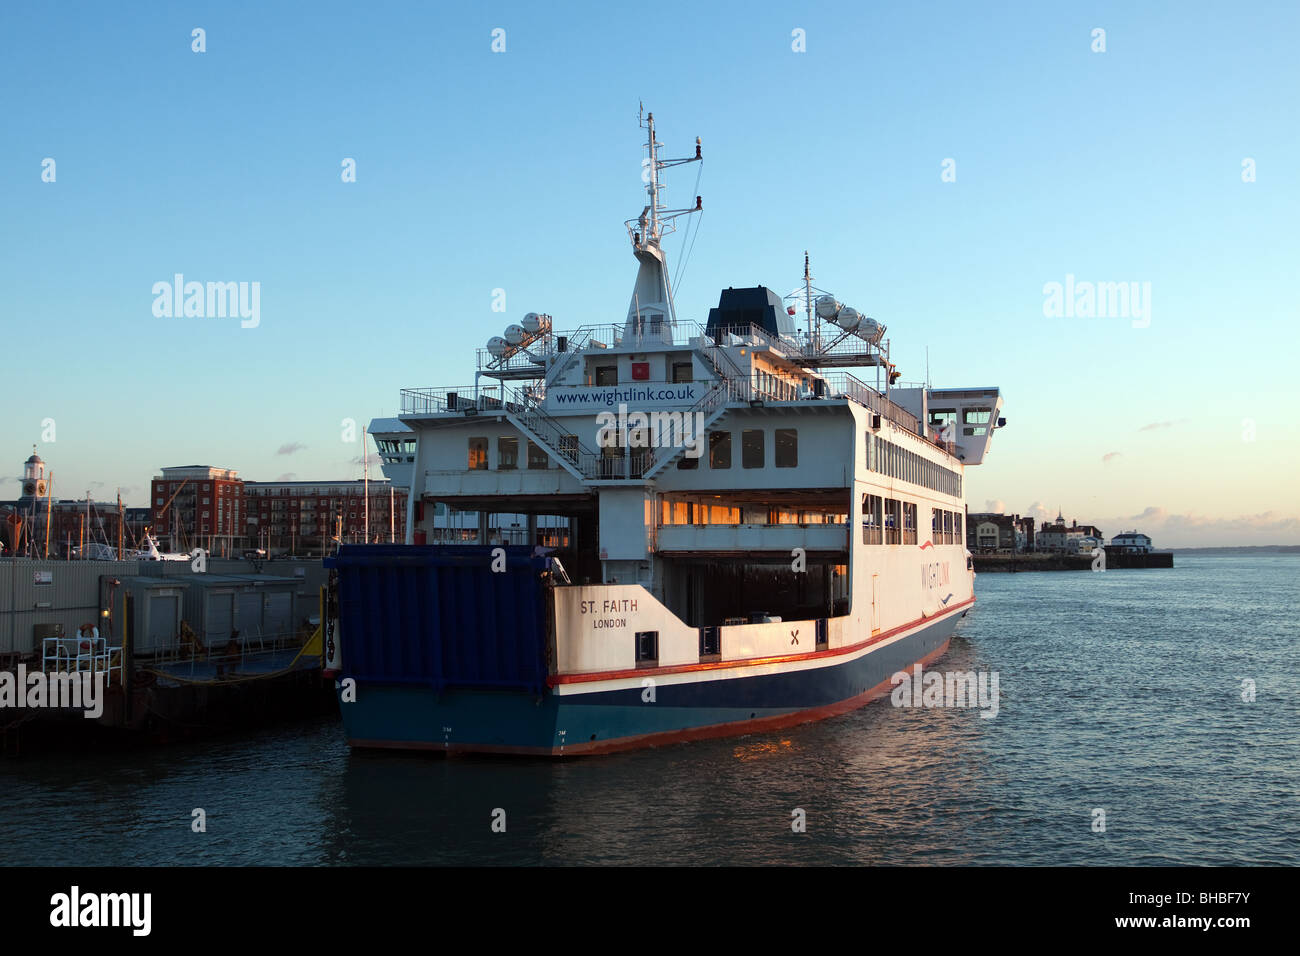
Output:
[
  {"xmin": 804, "ymin": 251, "xmax": 816, "ymax": 349},
  {"xmin": 624, "ymin": 107, "xmax": 702, "ymax": 336}
]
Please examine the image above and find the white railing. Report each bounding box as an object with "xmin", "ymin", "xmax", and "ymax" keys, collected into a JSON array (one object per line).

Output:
[{"xmin": 41, "ymin": 636, "xmax": 122, "ymax": 686}]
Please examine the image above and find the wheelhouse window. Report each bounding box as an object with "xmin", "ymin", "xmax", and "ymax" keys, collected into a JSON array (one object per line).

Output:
[
  {"xmin": 468, "ymin": 437, "xmax": 488, "ymax": 470},
  {"xmin": 709, "ymin": 431, "xmax": 731, "ymax": 469},
  {"xmin": 497, "ymin": 436, "xmax": 519, "ymax": 470},
  {"xmin": 775, "ymin": 428, "xmax": 798, "ymax": 468},
  {"xmin": 742, "ymin": 429, "xmax": 765, "ymax": 469}
]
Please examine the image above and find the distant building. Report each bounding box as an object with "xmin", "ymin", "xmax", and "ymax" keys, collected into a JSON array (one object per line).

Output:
[
  {"xmin": 1036, "ymin": 511, "xmax": 1104, "ymax": 553},
  {"xmin": 151, "ymin": 466, "xmax": 408, "ymax": 555},
  {"xmin": 150, "ymin": 466, "xmax": 244, "ymax": 554},
  {"xmin": 244, "ymin": 478, "xmax": 407, "ymax": 554},
  {"xmin": 966, "ymin": 512, "xmax": 1024, "ymax": 552},
  {"xmin": 1110, "ymin": 531, "xmax": 1153, "ymax": 553},
  {"xmin": 1066, "ymin": 534, "xmax": 1102, "ymax": 554},
  {"xmin": 1, "ymin": 449, "xmax": 149, "ymax": 557},
  {"xmin": 1017, "ymin": 515, "xmax": 1036, "ymax": 552}
]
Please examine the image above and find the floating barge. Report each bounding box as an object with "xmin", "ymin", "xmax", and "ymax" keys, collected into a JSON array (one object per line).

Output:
[{"xmin": 0, "ymin": 558, "xmax": 333, "ymax": 754}]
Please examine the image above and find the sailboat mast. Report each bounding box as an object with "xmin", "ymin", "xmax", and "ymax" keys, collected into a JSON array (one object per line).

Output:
[
  {"xmin": 363, "ymin": 425, "xmax": 369, "ymax": 544},
  {"xmin": 44, "ymin": 470, "xmax": 52, "ymax": 559}
]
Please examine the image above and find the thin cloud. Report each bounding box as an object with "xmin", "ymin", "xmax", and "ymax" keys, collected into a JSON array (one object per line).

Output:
[
  {"xmin": 1102, "ymin": 452, "xmax": 1122, "ymax": 463},
  {"xmin": 277, "ymin": 442, "xmax": 307, "ymax": 456},
  {"xmin": 274, "ymin": 472, "xmax": 297, "ymax": 482},
  {"xmin": 1138, "ymin": 420, "xmax": 1186, "ymax": 432}
]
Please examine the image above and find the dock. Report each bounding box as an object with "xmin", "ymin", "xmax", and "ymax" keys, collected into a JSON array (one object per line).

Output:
[{"xmin": 0, "ymin": 557, "xmax": 334, "ymax": 754}]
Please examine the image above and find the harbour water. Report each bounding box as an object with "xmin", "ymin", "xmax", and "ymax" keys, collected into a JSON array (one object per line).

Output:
[{"xmin": 1, "ymin": 555, "xmax": 1295, "ymax": 866}]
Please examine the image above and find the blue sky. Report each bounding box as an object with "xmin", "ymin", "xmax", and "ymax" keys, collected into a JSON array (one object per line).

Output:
[{"xmin": 2, "ymin": 1, "xmax": 1296, "ymax": 545}]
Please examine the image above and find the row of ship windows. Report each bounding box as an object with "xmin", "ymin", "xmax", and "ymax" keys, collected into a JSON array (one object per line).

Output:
[
  {"xmin": 861, "ymin": 495, "xmax": 964, "ymax": 545},
  {"xmin": 467, "ymin": 430, "xmax": 803, "ymax": 470},
  {"xmin": 676, "ymin": 429, "xmax": 797, "ymax": 469},
  {"xmin": 867, "ymin": 434, "xmax": 961, "ymax": 497}
]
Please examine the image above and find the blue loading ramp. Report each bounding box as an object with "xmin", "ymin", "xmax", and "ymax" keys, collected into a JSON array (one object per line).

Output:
[{"xmin": 324, "ymin": 545, "xmax": 551, "ymax": 695}]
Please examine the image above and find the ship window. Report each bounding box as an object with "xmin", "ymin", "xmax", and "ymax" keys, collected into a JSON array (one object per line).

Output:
[
  {"xmin": 963, "ymin": 408, "xmax": 992, "ymax": 424},
  {"xmin": 903, "ymin": 502, "xmax": 918, "ymax": 544},
  {"xmin": 468, "ymin": 437, "xmax": 488, "ymax": 470},
  {"xmin": 676, "ymin": 452, "xmax": 699, "ymax": 470},
  {"xmin": 559, "ymin": 435, "xmax": 578, "ymax": 461},
  {"xmin": 742, "ymin": 429, "xmax": 765, "ymax": 468},
  {"xmin": 498, "ymin": 437, "xmax": 519, "ymax": 470},
  {"xmin": 595, "ymin": 365, "xmax": 618, "ymax": 385},
  {"xmin": 527, "ymin": 441, "xmax": 548, "ymax": 470},
  {"xmin": 672, "ymin": 362, "xmax": 693, "ymax": 383},
  {"xmin": 775, "ymin": 429, "xmax": 798, "ymax": 467},
  {"xmin": 884, "ymin": 499, "xmax": 901, "ymax": 544},
  {"xmin": 709, "ymin": 431, "xmax": 731, "ymax": 469},
  {"xmin": 635, "ymin": 630, "xmax": 659, "ymax": 666},
  {"xmin": 861, "ymin": 494, "xmax": 882, "ymax": 545}
]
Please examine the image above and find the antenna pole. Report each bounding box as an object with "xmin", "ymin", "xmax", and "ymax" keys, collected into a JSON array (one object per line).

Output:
[
  {"xmin": 804, "ymin": 251, "xmax": 815, "ymax": 348},
  {"xmin": 646, "ymin": 112, "xmax": 660, "ymax": 241}
]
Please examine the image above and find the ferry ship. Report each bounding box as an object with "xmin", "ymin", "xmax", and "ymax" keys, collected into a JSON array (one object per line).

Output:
[{"xmin": 324, "ymin": 112, "xmax": 1006, "ymax": 755}]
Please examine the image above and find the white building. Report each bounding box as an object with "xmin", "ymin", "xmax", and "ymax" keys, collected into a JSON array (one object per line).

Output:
[{"xmin": 1110, "ymin": 531, "xmax": 1153, "ymax": 553}]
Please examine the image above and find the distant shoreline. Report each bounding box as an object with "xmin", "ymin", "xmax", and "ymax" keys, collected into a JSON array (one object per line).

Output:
[{"xmin": 1168, "ymin": 546, "xmax": 1300, "ymax": 554}]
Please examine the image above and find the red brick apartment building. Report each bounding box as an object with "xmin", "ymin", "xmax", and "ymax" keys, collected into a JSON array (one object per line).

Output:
[{"xmin": 150, "ymin": 466, "xmax": 406, "ymax": 556}]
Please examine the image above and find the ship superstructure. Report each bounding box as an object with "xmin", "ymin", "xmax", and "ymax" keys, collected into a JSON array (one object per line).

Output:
[{"xmin": 328, "ymin": 113, "xmax": 1006, "ymax": 755}]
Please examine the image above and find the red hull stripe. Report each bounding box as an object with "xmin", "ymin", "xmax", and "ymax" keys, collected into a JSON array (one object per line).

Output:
[
  {"xmin": 547, "ymin": 596, "xmax": 975, "ymax": 687},
  {"xmin": 349, "ymin": 639, "xmax": 954, "ymax": 757}
]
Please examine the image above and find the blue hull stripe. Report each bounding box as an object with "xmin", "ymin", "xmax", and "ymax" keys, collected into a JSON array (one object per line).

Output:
[{"xmin": 339, "ymin": 611, "xmax": 963, "ymax": 755}]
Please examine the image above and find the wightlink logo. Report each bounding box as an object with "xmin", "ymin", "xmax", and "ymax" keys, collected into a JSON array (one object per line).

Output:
[
  {"xmin": 596, "ymin": 403, "xmax": 705, "ymax": 458},
  {"xmin": 890, "ymin": 664, "xmax": 1000, "ymax": 718},
  {"xmin": 151, "ymin": 273, "xmax": 260, "ymax": 328},
  {"xmin": 0, "ymin": 666, "xmax": 106, "ymax": 719}
]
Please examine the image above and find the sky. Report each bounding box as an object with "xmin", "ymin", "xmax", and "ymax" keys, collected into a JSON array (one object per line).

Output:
[{"xmin": 1, "ymin": 1, "xmax": 1297, "ymax": 547}]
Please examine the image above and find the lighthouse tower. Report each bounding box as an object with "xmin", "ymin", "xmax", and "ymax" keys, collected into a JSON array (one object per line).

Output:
[{"xmin": 20, "ymin": 447, "xmax": 48, "ymax": 502}]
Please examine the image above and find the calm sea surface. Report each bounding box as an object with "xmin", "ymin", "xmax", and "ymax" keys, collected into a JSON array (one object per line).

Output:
[{"xmin": 2, "ymin": 555, "xmax": 1296, "ymax": 866}]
